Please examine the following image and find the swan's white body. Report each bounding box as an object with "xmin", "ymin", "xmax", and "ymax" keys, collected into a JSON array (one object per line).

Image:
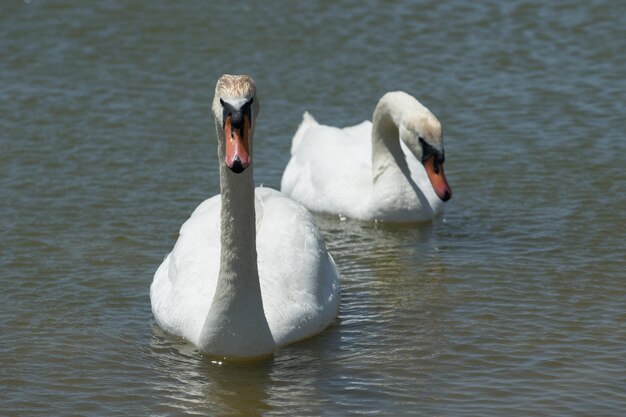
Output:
[
  {"xmin": 281, "ymin": 92, "xmax": 451, "ymax": 222},
  {"xmin": 151, "ymin": 75, "xmax": 340, "ymax": 359},
  {"xmin": 151, "ymin": 188, "xmax": 339, "ymax": 357}
]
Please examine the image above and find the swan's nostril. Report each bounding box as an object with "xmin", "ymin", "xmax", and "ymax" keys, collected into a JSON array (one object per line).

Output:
[{"xmin": 229, "ymin": 156, "xmax": 245, "ymax": 173}]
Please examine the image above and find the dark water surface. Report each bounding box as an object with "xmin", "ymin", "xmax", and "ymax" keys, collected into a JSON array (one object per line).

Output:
[{"xmin": 1, "ymin": 1, "xmax": 625, "ymax": 416}]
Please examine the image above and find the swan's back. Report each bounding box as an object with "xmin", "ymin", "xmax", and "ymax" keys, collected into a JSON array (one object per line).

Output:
[
  {"xmin": 281, "ymin": 114, "xmax": 373, "ymax": 218},
  {"xmin": 290, "ymin": 111, "xmax": 318, "ymax": 154}
]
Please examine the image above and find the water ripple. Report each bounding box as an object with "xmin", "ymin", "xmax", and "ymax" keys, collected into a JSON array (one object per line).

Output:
[{"xmin": 2, "ymin": 0, "xmax": 625, "ymax": 416}]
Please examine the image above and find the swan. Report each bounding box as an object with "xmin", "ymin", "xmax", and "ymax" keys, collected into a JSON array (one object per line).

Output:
[
  {"xmin": 280, "ymin": 92, "xmax": 452, "ymax": 222},
  {"xmin": 151, "ymin": 74, "xmax": 340, "ymax": 360}
]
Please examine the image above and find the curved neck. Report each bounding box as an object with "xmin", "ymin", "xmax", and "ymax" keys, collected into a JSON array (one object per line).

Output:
[
  {"xmin": 371, "ymin": 98, "xmax": 409, "ymax": 183},
  {"xmin": 199, "ymin": 130, "xmax": 274, "ymax": 358}
]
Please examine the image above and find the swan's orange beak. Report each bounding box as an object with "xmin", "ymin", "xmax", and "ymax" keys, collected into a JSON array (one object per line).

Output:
[
  {"xmin": 423, "ymin": 156, "xmax": 452, "ymax": 201},
  {"xmin": 224, "ymin": 115, "xmax": 251, "ymax": 174}
]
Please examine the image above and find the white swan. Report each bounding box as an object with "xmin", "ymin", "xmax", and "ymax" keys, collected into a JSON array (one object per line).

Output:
[
  {"xmin": 151, "ymin": 75, "xmax": 340, "ymax": 360},
  {"xmin": 281, "ymin": 92, "xmax": 452, "ymax": 222}
]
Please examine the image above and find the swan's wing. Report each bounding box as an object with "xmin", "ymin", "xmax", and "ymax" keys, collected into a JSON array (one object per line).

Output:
[
  {"xmin": 254, "ymin": 187, "xmax": 340, "ymax": 346},
  {"xmin": 150, "ymin": 195, "xmax": 221, "ymax": 343},
  {"xmin": 281, "ymin": 122, "xmax": 373, "ymax": 217},
  {"xmin": 342, "ymin": 120, "xmax": 372, "ymax": 140}
]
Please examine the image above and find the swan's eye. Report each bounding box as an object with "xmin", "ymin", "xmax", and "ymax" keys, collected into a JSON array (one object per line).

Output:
[
  {"xmin": 419, "ymin": 136, "xmax": 444, "ymax": 168},
  {"xmin": 242, "ymin": 97, "xmax": 254, "ymax": 112},
  {"xmin": 419, "ymin": 137, "xmax": 434, "ymax": 160},
  {"xmin": 220, "ymin": 98, "xmax": 225, "ymax": 107},
  {"xmin": 241, "ymin": 98, "xmax": 254, "ymax": 125}
]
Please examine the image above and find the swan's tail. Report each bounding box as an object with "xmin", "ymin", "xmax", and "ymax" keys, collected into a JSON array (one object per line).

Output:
[{"xmin": 290, "ymin": 111, "xmax": 318, "ymax": 154}]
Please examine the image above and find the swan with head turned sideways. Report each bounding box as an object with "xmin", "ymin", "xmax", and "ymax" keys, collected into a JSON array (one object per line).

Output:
[
  {"xmin": 280, "ymin": 92, "xmax": 452, "ymax": 222},
  {"xmin": 150, "ymin": 74, "xmax": 340, "ymax": 360}
]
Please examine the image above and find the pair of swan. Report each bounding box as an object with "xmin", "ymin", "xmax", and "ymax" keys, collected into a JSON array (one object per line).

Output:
[{"xmin": 151, "ymin": 74, "xmax": 452, "ymax": 360}]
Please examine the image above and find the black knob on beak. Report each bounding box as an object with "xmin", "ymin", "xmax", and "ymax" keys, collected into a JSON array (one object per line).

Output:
[{"xmin": 230, "ymin": 156, "xmax": 245, "ymax": 173}]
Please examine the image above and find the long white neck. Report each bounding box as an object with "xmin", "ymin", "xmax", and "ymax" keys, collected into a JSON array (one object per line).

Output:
[
  {"xmin": 371, "ymin": 92, "xmax": 416, "ymax": 184},
  {"xmin": 199, "ymin": 130, "xmax": 275, "ymax": 359}
]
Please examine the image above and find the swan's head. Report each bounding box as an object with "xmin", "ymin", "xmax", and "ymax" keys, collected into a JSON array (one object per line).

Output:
[
  {"xmin": 400, "ymin": 114, "xmax": 452, "ymax": 202},
  {"xmin": 212, "ymin": 74, "xmax": 260, "ymax": 174}
]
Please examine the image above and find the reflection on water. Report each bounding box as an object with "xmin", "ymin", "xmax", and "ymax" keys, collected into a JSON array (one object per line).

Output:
[{"xmin": 149, "ymin": 327, "xmax": 273, "ymax": 416}]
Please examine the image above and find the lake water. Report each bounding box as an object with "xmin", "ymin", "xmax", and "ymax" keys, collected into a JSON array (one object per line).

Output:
[{"xmin": 1, "ymin": 1, "xmax": 625, "ymax": 416}]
